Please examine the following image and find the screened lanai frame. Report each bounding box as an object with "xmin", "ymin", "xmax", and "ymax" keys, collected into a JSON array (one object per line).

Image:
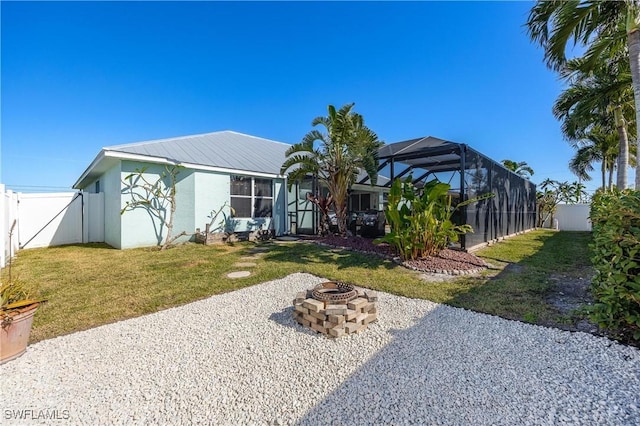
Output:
[{"xmin": 361, "ymin": 136, "xmax": 537, "ymax": 251}]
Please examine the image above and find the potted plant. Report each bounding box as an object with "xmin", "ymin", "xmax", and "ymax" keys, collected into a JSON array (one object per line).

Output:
[{"xmin": 1, "ymin": 279, "xmax": 45, "ymax": 364}]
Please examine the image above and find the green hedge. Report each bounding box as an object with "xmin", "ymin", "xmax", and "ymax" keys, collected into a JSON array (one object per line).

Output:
[{"xmin": 589, "ymin": 190, "xmax": 640, "ymax": 342}]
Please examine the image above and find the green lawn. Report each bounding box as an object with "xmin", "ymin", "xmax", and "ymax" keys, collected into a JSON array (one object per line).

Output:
[{"xmin": 1, "ymin": 229, "xmax": 592, "ymax": 342}]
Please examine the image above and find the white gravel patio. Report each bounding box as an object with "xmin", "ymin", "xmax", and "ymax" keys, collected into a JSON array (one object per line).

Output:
[{"xmin": 1, "ymin": 273, "xmax": 638, "ymax": 425}]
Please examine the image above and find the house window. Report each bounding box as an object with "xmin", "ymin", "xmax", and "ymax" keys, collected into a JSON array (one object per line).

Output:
[
  {"xmin": 350, "ymin": 193, "xmax": 371, "ymax": 211},
  {"xmin": 95, "ymin": 180, "xmax": 100, "ymax": 193},
  {"xmin": 230, "ymin": 175, "xmax": 273, "ymax": 218}
]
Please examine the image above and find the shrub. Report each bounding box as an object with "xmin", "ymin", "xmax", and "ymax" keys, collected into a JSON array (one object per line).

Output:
[
  {"xmin": 589, "ymin": 189, "xmax": 640, "ymax": 342},
  {"xmin": 375, "ymin": 177, "xmax": 475, "ymax": 260}
]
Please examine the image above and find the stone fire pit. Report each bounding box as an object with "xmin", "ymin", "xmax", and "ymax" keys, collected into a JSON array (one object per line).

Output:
[{"xmin": 292, "ymin": 282, "xmax": 378, "ymax": 338}]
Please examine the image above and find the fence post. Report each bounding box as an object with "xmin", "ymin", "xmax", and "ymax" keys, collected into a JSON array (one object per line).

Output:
[
  {"xmin": 82, "ymin": 191, "xmax": 88, "ymax": 244},
  {"xmin": 0, "ymin": 183, "xmax": 5, "ymax": 268}
]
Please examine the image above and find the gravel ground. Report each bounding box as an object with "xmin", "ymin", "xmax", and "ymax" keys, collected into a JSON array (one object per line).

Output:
[{"xmin": 1, "ymin": 273, "xmax": 639, "ymax": 425}]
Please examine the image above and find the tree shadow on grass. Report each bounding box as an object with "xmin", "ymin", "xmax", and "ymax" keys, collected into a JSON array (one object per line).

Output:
[
  {"xmin": 444, "ymin": 231, "xmax": 595, "ymax": 331},
  {"xmin": 48, "ymin": 242, "xmax": 117, "ymax": 250},
  {"xmin": 255, "ymin": 242, "xmax": 398, "ymax": 271}
]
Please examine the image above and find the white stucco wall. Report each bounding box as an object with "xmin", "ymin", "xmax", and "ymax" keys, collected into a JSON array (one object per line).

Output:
[
  {"xmin": 194, "ymin": 173, "xmax": 284, "ymax": 235},
  {"xmin": 103, "ymin": 162, "xmax": 122, "ymax": 249},
  {"xmin": 194, "ymin": 171, "xmax": 231, "ymax": 233},
  {"xmin": 85, "ymin": 161, "xmax": 288, "ymax": 249},
  {"xmin": 119, "ymin": 161, "xmax": 194, "ymax": 249},
  {"xmin": 172, "ymin": 169, "xmax": 195, "ymax": 243}
]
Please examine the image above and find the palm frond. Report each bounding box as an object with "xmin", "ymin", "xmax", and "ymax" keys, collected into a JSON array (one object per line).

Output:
[
  {"xmin": 280, "ymin": 154, "xmax": 320, "ymax": 176},
  {"xmin": 527, "ymin": 0, "xmax": 627, "ymax": 71}
]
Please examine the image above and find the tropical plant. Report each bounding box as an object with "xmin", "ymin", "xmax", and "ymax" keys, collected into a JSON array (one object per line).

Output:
[
  {"xmin": 501, "ymin": 160, "xmax": 534, "ymax": 178},
  {"xmin": 280, "ymin": 103, "xmax": 383, "ymax": 236},
  {"xmin": 121, "ymin": 165, "xmax": 187, "ymax": 250},
  {"xmin": 552, "ymin": 57, "xmax": 635, "ymax": 189},
  {"xmin": 536, "ymin": 179, "xmax": 588, "ymax": 227},
  {"xmin": 527, "ymin": 0, "xmax": 640, "ymax": 189},
  {"xmin": 568, "ymin": 127, "xmax": 619, "ymax": 191},
  {"xmin": 374, "ymin": 177, "xmax": 489, "ymax": 260}
]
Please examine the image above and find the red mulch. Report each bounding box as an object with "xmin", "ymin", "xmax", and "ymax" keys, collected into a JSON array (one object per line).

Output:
[{"xmin": 313, "ymin": 235, "xmax": 487, "ymax": 273}]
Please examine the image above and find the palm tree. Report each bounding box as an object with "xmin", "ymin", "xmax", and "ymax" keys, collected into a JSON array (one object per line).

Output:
[
  {"xmin": 568, "ymin": 127, "xmax": 619, "ymax": 191},
  {"xmin": 501, "ymin": 159, "xmax": 534, "ymax": 178},
  {"xmin": 281, "ymin": 103, "xmax": 383, "ymax": 236},
  {"xmin": 527, "ymin": 0, "xmax": 640, "ymax": 189},
  {"xmin": 552, "ymin": 58, "xmax": 635, "ymax": 189}
]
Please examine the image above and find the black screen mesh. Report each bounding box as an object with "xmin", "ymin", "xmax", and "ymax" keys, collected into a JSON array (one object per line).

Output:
[{"xmin": 462, "ymin": 149, "xmax": 536, "ymax": 250}]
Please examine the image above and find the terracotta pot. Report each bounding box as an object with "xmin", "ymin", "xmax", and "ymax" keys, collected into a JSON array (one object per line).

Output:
[{"xmin": 1, "ymin": 303, "xmax": 39, "ymax": 364}]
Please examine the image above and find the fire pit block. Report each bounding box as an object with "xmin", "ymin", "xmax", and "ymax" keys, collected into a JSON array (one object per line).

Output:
[{"xmin": 292, "ymin": 282, "xmax": 378, "ymax": 338}]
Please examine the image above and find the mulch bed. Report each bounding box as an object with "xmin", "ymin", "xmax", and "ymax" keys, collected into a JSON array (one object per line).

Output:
[{"xmin": 313, "ymin": 236, "xmax": 488, "ymax": 274}]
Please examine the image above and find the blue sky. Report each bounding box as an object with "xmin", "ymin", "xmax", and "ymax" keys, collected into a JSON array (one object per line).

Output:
[{"xmin": 2, "ymin": 1, "xmax": 633, "ymax": 193}]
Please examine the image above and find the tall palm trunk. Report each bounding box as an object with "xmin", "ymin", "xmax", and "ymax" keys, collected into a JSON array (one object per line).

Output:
[
  {"xmin": 609, "ymin": 166, "xmax": 614, "ymax": 190},
  {"xmin": 628, "ymin": 16, "xmax": 640, "ymax": 189},
  {"xmin": 329, "ymin": 173, "xmax": 350, "ymax": 236},
  {"xmin": 614, "ymin": 106, "xmax": 629, "ymax": 189},
  {"xmin": 601, "ymin": 161, "xmax": 607, "ymax": 191}
]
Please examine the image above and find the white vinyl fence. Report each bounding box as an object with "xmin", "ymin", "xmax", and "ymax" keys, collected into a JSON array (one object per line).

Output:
[
  {"xmin": 1, "ymin": 184, "xmax": 19, "ymax": 269},
  {"xmin": 1, "ymin": 186, "xmax": 104, "ymax": 267},
  {"xmin": 542, "ymin": 203, "xmax": 592, "ymax": 231}
]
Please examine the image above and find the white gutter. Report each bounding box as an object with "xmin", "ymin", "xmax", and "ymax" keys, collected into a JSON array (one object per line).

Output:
[
  {"xmin": 73, "ymin": 150, "xmax": 107, "ymax": 189},
  {"xmin": 179, "ymin": 162, "xmax": 284, "ymax": 179}
]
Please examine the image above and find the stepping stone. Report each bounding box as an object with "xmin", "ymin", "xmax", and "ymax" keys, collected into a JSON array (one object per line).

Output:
[
  {"xmin": 234, "ymin": 262, "xmax": 256, "ymax": 267},
  {"xmin": 249, "ymin": 246, "xmax": 270, "ymax": 252},
  {"xmin": 276, "ymin": 236, "xmax": 299, "ymax": 242},
  {"xmin": 227, "ymin": 271, "xmax": 251, "ymax": 279}
]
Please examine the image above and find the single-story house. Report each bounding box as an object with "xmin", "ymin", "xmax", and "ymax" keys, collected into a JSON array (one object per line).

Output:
[{"xmin": 73, "ymin": 131, "xmax": 388, "ymax": 249}]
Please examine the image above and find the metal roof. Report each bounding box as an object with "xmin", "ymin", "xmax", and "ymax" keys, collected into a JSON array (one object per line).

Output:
[
  {"xmin": 74, "ymin": 131, "xmax": 293, "ymax": 189},
  {"xmin": 107, "ymin": 130, "xmax": 291, "ymax": 175},
  {"xmin": 74, "ymin": 130, "xmax": 390, "ymax": 190}
]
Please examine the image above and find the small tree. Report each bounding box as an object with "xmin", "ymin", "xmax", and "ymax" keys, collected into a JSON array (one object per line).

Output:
[
  {"xmin": 536, "ymin": 179, "xmax": 588, "ymax": 228},
  {"xmin": 121, "ymin": 165, "xmax": 186, "ymax": 250}
]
